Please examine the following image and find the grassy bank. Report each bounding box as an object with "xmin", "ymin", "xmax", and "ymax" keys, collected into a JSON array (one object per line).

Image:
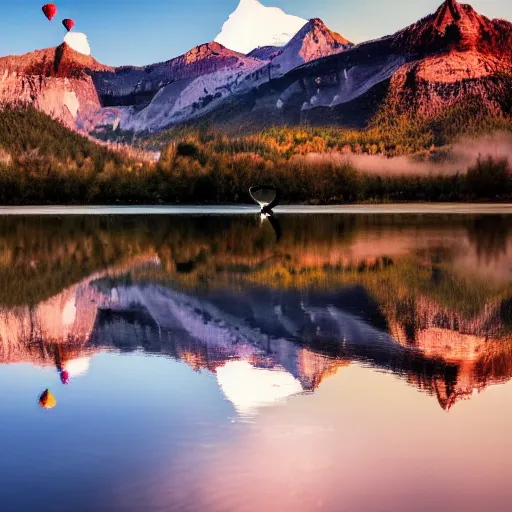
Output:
[{"xmin": 0, "ymin": 105, "xmax": 511, "ymax": 205}]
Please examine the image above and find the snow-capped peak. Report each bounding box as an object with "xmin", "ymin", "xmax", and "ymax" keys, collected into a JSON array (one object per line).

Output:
[{"xmin": 215, "ymin": 0, "xmax": 307, "ymax": 54}]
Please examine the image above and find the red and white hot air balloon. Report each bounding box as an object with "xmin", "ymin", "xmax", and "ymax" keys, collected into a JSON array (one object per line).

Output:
[
  {"xmin": 62, "ymin": 18, "xmax": 75, "ymax": 32},
  {"xmin": 42, "ymin": 3, "xmax": 57, "ymax": 22}
]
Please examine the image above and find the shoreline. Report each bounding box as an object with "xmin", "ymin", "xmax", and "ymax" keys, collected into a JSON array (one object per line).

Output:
[{"xmin": 1, "ymin": 204, "xmax": 512, "ymax": 215}]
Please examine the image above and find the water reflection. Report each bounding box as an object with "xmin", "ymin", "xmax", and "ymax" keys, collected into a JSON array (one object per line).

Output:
[{"xmin": 1, "ymin": 214, "xmax": 512, "ymax": 413}]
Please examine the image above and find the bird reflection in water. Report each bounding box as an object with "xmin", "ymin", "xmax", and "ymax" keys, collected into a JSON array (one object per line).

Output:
[
  {"xmin": 259, "ymin": 212, "xmax": 282, "ymax": 243},
  {"xmin": 250, "ymin": 185, "xmax": 282, "ymax": 243},
  {"xmin": 249, "ymin": 185, "xmax": 281, "ymax": 215}
]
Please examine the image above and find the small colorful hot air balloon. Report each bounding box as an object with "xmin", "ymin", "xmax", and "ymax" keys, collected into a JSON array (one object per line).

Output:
[
  {"xmin": 42, "ymin": 4, "xmax": 57, "ymax": 22},
  {"xmin": 39, "ymin": 389, "xmax": 57, "ymax": 410},
  {"xmin": 62, "ymin": 19, "xmax": 75, "ymax": 32},
  {"xmin": 60, "ymin": 370, "xmax": 70, "ymax": 385}
]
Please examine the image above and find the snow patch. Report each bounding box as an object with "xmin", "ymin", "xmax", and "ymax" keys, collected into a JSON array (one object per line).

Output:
[
  {"xmin": 64, "ymin": 32, "xmax": 91, "ymax": 56},
  {"xmin": 215, "ymin": 0, "xmax": 307, "ymax": 54},
  {"xmin": 63, "ymin": 90, "xmax": 79, "ymax": 118},
  {"xmin": 62, "ymin": 297, "xmax": 77, "ymax": 327}
]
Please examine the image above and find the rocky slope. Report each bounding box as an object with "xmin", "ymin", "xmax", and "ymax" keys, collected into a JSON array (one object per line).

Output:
[
  {"xmin": 383, "ymin": 0, "xmax": 512, "ymax": 120},
  {"xmin": 267, "ymin": 18, "xmax": 353, "ymax": 78},
  {"xmin": 247, "ymin": 46, "xmax": 282, "ymax": 61},
  {"xmin": 0, "ymin": 43, "xmax": 112, "ymax": 130},
  {"xmin": 93, "ymin": 42, "xmax": 267, "ymax": 131}
]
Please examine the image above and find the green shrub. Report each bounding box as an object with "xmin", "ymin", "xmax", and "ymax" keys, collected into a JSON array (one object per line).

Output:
[{"xmin": 466, "ymin": 156, "xmax": 511, "ymax": 200}]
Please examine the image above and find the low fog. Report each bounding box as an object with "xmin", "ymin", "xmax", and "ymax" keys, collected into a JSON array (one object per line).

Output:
[{"xmin": 300, "ymin": 132, "xmax": 512, "ymax": 176}]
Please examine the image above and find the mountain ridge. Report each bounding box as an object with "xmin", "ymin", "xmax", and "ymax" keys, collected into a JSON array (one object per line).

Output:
[
  {"xmin": 392, "ymin": 0, "xmax": 512, "ymax": 59},
  {"xmin": 0, "ymin": 43, "xmax": 112, "ymax": 77},
  {"xmin": 268, "ymin": 18, "xmax": 353, "ymax": 78}
]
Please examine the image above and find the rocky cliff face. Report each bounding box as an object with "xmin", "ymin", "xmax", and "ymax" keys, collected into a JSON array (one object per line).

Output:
[
  {"xmin": 382, "ymin": 0, "xmax": 512, "ymax": 120},
  {"xmin": 0, "ymin": 44, "xmax": 111, "ymax": 130},
  {"xmin": 392, "ymin": 0, "xmax": 512, "ymax": 59}
]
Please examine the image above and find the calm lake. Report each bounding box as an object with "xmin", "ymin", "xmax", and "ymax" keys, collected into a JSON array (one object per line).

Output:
[{"xmin": 1, "ymin": 210, "xmax": 512, "ymax": 512}]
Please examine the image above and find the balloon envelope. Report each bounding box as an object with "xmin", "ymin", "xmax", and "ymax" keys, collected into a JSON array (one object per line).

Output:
[
  {"xmin": 39, "ymin": 389, "xmax": 57, "ymax": 410},
  {"xmin": 62, "ymin": 19, "xmax": 75, "ymax": 32},
  {"xmin": 42, "ymin": 4, "xmax": 57, "ymax": 21}
]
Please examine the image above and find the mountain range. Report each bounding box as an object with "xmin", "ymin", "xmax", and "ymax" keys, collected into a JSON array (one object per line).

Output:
[{"xmin": 0, "ymin": 0, "xmax": 510, "ymax": 134}]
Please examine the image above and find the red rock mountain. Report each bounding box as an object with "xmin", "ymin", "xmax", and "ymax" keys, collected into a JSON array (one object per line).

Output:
[
  {"xmin": 0, "ymin": 43, "xmax": 112, "ymax": 78},
  {"xmin": 269, "ymin": 18, "xmax": 352, "ymax": 77},
  {"xmin": 384, "ymin": 0, "xmax": 512, "ymax": 120},
  {"xmin": 0, "ymin": 43, "xmax": 112, "ymax": 130},
  {"xmin": 392, "ymin": 0, "xmax": 512, "ymax": 60}
]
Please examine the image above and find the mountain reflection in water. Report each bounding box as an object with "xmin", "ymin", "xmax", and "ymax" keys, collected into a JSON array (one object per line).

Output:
[{"xmin": 1, "ymin": 213, "xmax": 512, "ymax": 413}]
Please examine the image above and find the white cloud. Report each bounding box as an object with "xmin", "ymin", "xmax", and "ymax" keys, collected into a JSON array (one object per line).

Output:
[
  {"xmin": 216, "ymin": 360, "xmax": 303, "ymax": 417},
  {"xmin": 215, "ymin": 0, "xmax": 307, "ymax": 54},
  {"xmin": 63, "ymin": 357, "xmax": 91, "ymax": 378},
  {"xmin": 64, "ymin": 32, "xmax": 91, "ymax": 56}
]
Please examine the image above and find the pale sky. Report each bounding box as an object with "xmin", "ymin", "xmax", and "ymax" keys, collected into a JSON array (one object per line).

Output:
[{"xmin": 0, "ymin": 0, "xmax": 510, "ymax": 66}]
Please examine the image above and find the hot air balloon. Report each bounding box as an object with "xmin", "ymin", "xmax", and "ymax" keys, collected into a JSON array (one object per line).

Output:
[
  {"xmin": 60, "ymin": 370, "xmax": 70, "ymax": 385},
  {"xmin": 42, "ymin": 4, "xmax": 57, "ymax": 22},
  {"xmin": 39, "ymin": 389, "xmax": 57, "ymax": 410},
  {"xmin": 62, "ymin": 19, "xmax": 75, "ymax": 32}
]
